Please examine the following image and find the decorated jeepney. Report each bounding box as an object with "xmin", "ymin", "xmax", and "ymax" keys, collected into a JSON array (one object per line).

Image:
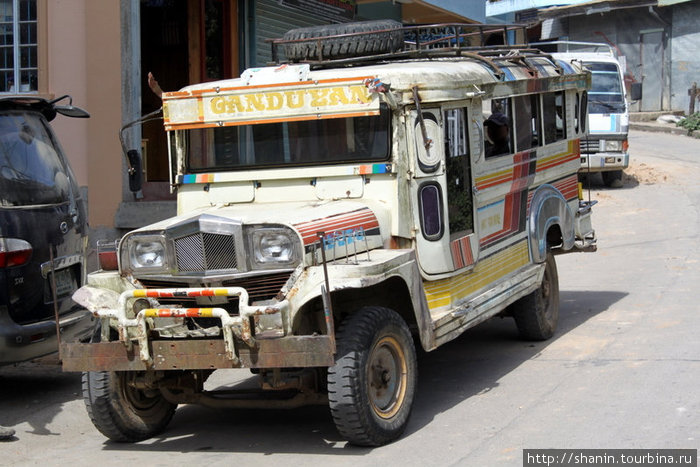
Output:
[{"xmin": 63, "ymin": 21, "xmax": 596, "ymax": 446}]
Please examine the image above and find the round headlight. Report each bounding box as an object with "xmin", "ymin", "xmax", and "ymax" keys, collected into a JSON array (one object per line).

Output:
[
  {"xmin": 131, "ymin": 240, "xmax": 165, "ymax": 268},
  {"xmin": 256, "ymin": 232, "xmax": 293, "ymax": 262}
]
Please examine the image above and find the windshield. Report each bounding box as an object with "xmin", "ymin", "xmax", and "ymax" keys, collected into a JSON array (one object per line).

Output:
[
  {"xmin": 585, "ymin": 62, "xmax": 625, "ymax": 114},
  {"xmin": 0, "ymin": 111, "xmax": 74, "ymax": 206},
  {"xmin": 179, "ymin": 107, "xmax": 390, "ymax": 172}
]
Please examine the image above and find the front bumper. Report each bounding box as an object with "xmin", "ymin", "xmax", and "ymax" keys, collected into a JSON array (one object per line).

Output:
[
  {"xmin": 580, "ymin": 152, "xmax": 629, "ymax": 173},
  {"xmin": 63, "ymin": 285, "xmax": 334, "ymax": 371},
  {"xmin": 0, "ymin": 306, "xmax": 95, "ymax": 365}
]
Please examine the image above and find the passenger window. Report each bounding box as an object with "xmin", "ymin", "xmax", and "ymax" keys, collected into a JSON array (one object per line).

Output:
[
  {"xmin": 543, "ymin": 91, "xmax": 566, "ymax": 144},
  {"xmin": 444, "ymin": 108, "xmax": 473, "ymax": 236},
  {"xmin": 513, "ymin": 94, "xmax": 539, "ymax": 151},
  {"xmin": 482, "ymin": 98, "xmax": 513, "ymax": 158},
  {"xmin": 574, "ymin": 93, "xmax": 580, "ymax": 134}
]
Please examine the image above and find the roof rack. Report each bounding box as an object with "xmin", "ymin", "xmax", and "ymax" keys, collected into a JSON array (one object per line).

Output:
[{"xmin": 268, "ymin": 22, "xmax": 565, "ymax": 74}]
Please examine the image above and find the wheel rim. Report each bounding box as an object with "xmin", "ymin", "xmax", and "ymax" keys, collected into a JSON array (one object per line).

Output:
[
  {"xmin": 119, "ymin": 372, "xmax": 162, "ymax": 413},
  {"xmin": 367, "ymin": 335, "xmax": 408, "ymax": 419}
]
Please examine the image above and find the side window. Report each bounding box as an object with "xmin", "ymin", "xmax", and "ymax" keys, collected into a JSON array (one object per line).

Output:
[
  {"xmin": 543, "ymin": 91, "xmax": 566, "ymax": 144},
  {"xmin": 483, "ymin": 98, "xmax": 513, "ymax": 158},
  {"xmin": 444, "ymin": 108, "xmax": 473, "ymax": 236},
  {"xmin": 574, "ymin": 93, "xmax": 580, "ymax": 134},
  {"xmin": 580, "ymin": 91, "xmax": 588, "ymax": 134},
  {"xmin": 513, "ymin": 94, "xmax": 539, "ymax": 151}
]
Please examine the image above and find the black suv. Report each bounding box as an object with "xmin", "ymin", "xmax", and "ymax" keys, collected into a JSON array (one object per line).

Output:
[{"xmin": 0, "ymin": 96, "xmax": 94, "ymax": 364}]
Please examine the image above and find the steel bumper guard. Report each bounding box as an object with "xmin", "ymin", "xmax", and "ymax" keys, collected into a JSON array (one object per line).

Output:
[{"xmin": 100, "ymin": 287, "xmax": 287, "ymax": 366}]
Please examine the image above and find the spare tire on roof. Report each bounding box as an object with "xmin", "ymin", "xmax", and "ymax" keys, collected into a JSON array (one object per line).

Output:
[{"xmin": 282, "ymin": 19, "xmax": 404, "ymax": 62}]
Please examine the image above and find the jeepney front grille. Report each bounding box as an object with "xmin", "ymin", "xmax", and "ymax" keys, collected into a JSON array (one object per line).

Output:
[
  {"xmin": 580, "ymin": 139, "xmax": 600, "ymax": 154},
  {"xmin": 174, "ymin": 232, "xmax": 237, "ymax": 272},
  {"xmin": 138, "ymin": 272, "xmax": 292, "ymax": 310}
]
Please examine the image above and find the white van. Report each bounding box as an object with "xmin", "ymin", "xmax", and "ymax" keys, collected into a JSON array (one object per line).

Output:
[{"xmin": 534, "ymin": 41, "xmax": 634, "ymax": 187}]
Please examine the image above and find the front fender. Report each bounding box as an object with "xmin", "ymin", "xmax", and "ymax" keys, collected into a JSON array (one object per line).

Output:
[{"xmin": 528, "ymin": 185, "xmax": 575, "ymax": 263}]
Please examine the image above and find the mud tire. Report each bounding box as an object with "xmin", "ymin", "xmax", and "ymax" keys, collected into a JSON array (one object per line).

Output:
[
  {"xmin": 512, "ymin": 253, "xmax": 560, "ymax": 340},
  {"xmin": 82, "ymin": 370, "xmax": 176, "ymax": 442},
  {"xmin": 602, "ymin": 170, "xmax": 624, "ymax": 188},
  {"xmin": 283, "ymin": 20, "xmax": 404, "ymax": 62},
  {"xmin": 327, "ymin": 306, "xmax": 417, "ymax": 446}
]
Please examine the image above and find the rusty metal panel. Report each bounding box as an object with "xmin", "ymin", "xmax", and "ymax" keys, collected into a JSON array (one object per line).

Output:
[{"xmin": 61, "ymin": 336, "xmax": 334, "ymax": 372}]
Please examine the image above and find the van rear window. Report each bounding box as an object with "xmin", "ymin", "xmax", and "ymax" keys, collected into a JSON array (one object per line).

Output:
[{"xmin": 0, "ymin": 112, "xmax": 74, "ymax": 206}]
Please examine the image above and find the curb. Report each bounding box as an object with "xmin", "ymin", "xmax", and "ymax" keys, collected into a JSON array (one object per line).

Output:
[{"xmin": 629, "ymin": 122, "xmax": 700, "ymax": 138}]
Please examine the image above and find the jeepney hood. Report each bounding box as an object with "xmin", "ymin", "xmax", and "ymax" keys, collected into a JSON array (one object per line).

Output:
[
  {"xmin": 120, "ymin": 200, "xmax": 390, "ymax": 275},
  {"xmin": 131, "ymin": 199, "xmax": 388, "ymax": 235}
]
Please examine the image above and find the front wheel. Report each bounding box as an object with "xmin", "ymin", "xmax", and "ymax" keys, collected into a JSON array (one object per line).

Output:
[
  {"xmin": 511, "ymin": 253, "xmax": 560, "ymax": 340},
  {"xmin": 602, "ymin": 169, "xmax": 624, "ymax": 188},
  {"xmin": 82, "ymin": 370, "xmax": 177, "ymax": 442},
  {"xmin": 328, "ymin": 306, "xmax": 417, "ymax": 446}
]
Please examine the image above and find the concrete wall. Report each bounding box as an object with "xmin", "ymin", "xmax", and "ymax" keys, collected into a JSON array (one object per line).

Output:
[
  {"xmin": 671, "ymin": 2, "xmax": 700, "ymax": 112},
  {"xmin": 566, "ymin": 7, "xmax": 673, "ymax": 111},
  {"xmin": 44, "ymin": 1, "xmax": 123, "ymax": 229}
]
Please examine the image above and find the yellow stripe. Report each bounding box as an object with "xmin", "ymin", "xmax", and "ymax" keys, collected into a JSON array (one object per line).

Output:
[
  {"xmin": 198, "ymin": 308, "xmax": 215, "ymax": 317},
  {"xmin": 423, "ymin": 241, "xmax": 530, "ymax": 310},
  {"xmin": 213, "ymin": 288, "xmax": 229, "ymax": 296},
  {"xmin": 133, "ymin": 290, "xmax": 147, "ymax": 298}
]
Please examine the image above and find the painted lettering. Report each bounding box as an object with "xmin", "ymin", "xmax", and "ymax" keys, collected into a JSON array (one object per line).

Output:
[
  {"xmin": 309, "ymin": 88, "xmax": 329, "ymax": 107},
  {"xmin": 284, "ymin": 90, "xmax": 305, "ymax": 109},
  {"xmin": 265, "ymin": 92, "xmax": 284, "ymax": 110},
  {"xmin": 246, "ymin": 93, "xmax": 266, "ymax": 112}
]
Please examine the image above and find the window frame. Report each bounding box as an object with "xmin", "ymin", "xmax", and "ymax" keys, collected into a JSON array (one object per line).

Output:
[{"xmin": 0, "ymin": 0, "xmax": 38, "ymax": 95}]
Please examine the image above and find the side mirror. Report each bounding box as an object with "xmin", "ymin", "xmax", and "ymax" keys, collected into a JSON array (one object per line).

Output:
[
  {"xmin": 55, "ymin": 105, "xmax": 90, "ymax": 118},
  {"xmin": 127, "ymin": 150, "xmax": 142, "ymax": 192},
  {"xmin": 630, "ymin": 82, "xmax": 643, "ymax": 102}
]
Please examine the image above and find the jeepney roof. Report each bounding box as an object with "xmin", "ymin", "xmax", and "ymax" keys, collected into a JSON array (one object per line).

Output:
[{"xmin": 178, "ymin": 59, "xmax": 501, "ymax": 94}]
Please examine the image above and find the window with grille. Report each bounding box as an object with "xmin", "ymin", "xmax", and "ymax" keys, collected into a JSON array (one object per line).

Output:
[{"xmin": 0, "ymin": 0, "xmax": 37, "ymax": 94}]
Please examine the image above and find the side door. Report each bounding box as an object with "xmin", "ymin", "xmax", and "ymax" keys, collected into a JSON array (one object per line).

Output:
[{"xmin": 410, "ymin": 103, "xmax": 479, "ymax": 276}]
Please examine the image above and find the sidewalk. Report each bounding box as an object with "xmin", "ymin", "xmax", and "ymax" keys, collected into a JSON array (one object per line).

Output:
[{"xmin": 629, "ymin": 111, "xmax": 700, "ymax": 138}]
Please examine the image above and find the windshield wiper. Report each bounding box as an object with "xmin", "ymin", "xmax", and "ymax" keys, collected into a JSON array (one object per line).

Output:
[{"xmin": 590, "ymin": 99, "xmax": 623, "ymax": 111}]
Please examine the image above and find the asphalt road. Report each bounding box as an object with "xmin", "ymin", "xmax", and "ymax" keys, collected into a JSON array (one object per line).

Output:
[{"xmin": 1, "ymin": 130, "xmax": 698, "ymax": 466}]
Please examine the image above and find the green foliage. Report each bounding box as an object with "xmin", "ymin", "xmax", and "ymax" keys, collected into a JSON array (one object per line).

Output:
[{"xmin": 677, "ymin": 112, "xmax": 700, "ymax": 131}]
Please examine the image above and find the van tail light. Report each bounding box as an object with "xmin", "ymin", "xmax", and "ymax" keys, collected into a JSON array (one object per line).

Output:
[
  {"xmin": 97, "ymin": 239, "xmax": 119, "ymax": 270},
  {"xmin": 0, "ymin": 238, "xmax": 33, "ymax": 268},
  {"xmin": 622, "ymin": 139, "xmax": 629, "ymax": 152}
]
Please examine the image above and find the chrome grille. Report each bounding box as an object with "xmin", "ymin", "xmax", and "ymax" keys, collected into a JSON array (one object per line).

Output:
[
  {"xmin": 580, "ymin": 139, "xmax": 600, "ymax": 153},
  {"xmin": 174, "ymin": 232, "xmax": 237, "ymax": 272}
]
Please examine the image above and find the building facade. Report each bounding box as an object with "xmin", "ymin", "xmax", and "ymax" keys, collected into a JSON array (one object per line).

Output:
[{"xmin": 1, "ymin": 0, "xmax": 476, "ymax": 242}]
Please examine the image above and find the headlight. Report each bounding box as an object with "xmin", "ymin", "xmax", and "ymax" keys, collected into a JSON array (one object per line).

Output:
[
  {"xmin": 247, "ymin": 227, "xmax": 299, "ymax": 269},
  {"xmin": 121, "ymin": 234, "xmax": 170, "ymax": 273},
  {"xmin": 605, "ymin": 140, "xmax": 622, "ymax": 152}
]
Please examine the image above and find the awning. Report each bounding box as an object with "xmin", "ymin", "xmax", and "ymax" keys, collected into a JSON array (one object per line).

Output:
[{"xmin": 356, "ymin": 0, "xmax": 478, "ymax": 24}]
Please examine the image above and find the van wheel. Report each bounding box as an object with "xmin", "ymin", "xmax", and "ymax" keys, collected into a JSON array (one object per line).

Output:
[
  {"xmin": 283, "ymin": 20, "xmax": 404, "ymax": 62},
  {"xmin": 512, "ymin": 253, "xmax": 559, "ymax": 340},
  {"xmin": 328, "ymin": 306, "xmax": 417, "ymax": 446},
  {"xmin": 602, "ymin": 170, "xmax": 624, "ymax": 188},
  {"xmin": 82, "ymin": 370, "xmax": 176, "ymax": 442}
]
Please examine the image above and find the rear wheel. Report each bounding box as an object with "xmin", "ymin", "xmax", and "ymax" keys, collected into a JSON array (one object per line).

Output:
[
  {"xmin": 328, "ymin": 306, "xmax": 417, "ymax": 446},
  {"xmin": 512, "ymin": 253, "xmax": 559, "ymax": 340},
  {"xmin": 82, "ymin": 370, "xmax": 176, "ymax": 442},
  {"xmin": 602, "ymin": 169, "xmax": 624, "ymax": 188}
]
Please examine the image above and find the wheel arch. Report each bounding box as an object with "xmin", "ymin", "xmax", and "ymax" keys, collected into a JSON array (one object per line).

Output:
[
  {"xmin": 293, "ymin": 269, "xmax": 434, "ymax": 351},
  {"xmin": 528, "ymin": 184, "xmax": 575, "ymax": 263}
]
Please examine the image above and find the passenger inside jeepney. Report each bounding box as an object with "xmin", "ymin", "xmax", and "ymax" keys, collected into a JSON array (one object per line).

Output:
[{"xmin": 484, "ymin": 111, "xmax": 511, "ymax": 158}]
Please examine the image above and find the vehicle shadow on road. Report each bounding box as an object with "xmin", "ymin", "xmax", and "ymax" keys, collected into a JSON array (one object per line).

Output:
[
  {"xmin": 99, "ymin": 289, "xmax": 626, "ymax": 455},
  {"xmin": 0, "ymin": 356, "xmax": 81, "ymax": 438}
]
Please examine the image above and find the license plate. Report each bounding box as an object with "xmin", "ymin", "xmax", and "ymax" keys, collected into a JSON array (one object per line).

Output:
[{"xmin": 46, "ymin": 268, "xmax": 77, "ymax": 301}]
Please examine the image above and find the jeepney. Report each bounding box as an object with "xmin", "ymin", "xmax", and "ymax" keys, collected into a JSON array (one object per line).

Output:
[{"xmin": 64, "ymin": 21, "xmax": 596, "ymax": 446}]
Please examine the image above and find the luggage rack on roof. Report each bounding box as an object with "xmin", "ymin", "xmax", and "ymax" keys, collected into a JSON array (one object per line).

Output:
[{"xmin": 268, "ymin": 22, "xmax": 564, "ymax": 77}]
